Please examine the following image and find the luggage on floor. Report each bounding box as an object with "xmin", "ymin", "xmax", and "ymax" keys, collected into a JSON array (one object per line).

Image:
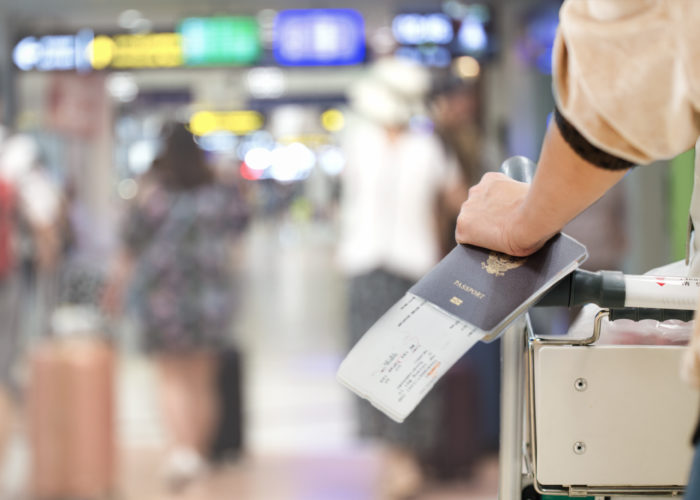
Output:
[
  {"xmin": 27, "ymin": 325, "xmax": 116, "ymax": 499},
  {"xmin": 209, "ymin": 347, "xmax": 244, "ymax": 462},
  {"xmin": 421, "ymin": 338, "xmax": 500, "ymax": 479}
]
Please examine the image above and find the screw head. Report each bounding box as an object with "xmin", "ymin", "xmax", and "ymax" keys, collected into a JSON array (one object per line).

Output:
[
  {"xmin": 573, "ymin": 441, "xmax": 586, "ymax": 455},
  {"xmin": 574, "ymin": 378, "xmax": 587, "ymax": 391}
]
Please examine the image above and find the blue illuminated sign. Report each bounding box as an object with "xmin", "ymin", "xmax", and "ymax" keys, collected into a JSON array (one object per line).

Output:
[
  {"xmin": 391, "ymin": 7, "xmax": 495, "ymax": 66},
  {"xmin": 13, "ymin": 29, "xmax": 94, "ymax": 72},
  {"xmin": 392, "ymin": 13, "xmax": 454, "ymax": 45},
  {"xmin": 273, "ymin": 9, "xmax": 365, "ymax": 66}
]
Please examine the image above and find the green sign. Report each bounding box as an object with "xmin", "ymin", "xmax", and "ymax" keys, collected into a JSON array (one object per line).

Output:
[{"xmin": 179, "ymin": 17, "xmax": 261, "ymax": 66}]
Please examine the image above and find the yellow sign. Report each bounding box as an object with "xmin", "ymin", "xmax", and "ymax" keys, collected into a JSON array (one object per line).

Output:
[
  {"xmin": 278, "ymin": 134, "xmax": 331, "ymax": 147},
  {"xmin": 189, "ymin": 110, "xmax": 264, "ymax": 136},
  {"xmin": 89, "ymin": 33, "xmax": 183, "ymax": 69}
]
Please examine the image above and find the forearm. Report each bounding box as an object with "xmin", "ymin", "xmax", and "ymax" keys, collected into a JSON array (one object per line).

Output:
[
  {"xmin": 511, "ymin": 120, "xmax": 629, "ymax": 253},
  {"xmin": 455, "ymin": 119, "xmax": 630, "ymax": 256}
]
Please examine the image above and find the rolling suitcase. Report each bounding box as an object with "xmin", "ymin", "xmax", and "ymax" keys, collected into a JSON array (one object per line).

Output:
[
  {"xmin": 422, "ymin": 339, "xmax": 500, "ymax": 479},
  {"xmin": 27, "ymin": 334, "xmax": 116, "ymax": 499},
  {"xmin": 209, "ymin": 347, "xmax": 244, "ymax": 463}
]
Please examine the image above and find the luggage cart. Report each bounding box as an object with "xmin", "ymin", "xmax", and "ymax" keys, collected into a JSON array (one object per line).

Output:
[
  {"xmin": 497, "ymin": 157, "xmax": 700, "ymax": 499},
  {"xmin": 526, "ymin": 308, "xmax": 697, "ymax": 498}
]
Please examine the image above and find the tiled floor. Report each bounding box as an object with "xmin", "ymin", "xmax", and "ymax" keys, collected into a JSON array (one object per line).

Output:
[{"xmin": 1, "ymin": 216, "xmax": 500, "ymax": 499}]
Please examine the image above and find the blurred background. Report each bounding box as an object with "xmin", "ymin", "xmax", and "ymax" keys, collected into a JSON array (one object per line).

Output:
[{"xmin": 0, "ymin": 0, "xmax": 692, "ymax": 499}]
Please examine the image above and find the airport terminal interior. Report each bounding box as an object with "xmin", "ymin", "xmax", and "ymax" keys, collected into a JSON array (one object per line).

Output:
[{"xmin": 0, "ymin": 0, "xmax": 693, "ymax": 499}]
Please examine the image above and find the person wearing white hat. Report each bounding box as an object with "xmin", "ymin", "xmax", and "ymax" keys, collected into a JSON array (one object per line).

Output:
[{"xmin": 337, "ymin": 56, "xmax": 461, "ymax": 497}]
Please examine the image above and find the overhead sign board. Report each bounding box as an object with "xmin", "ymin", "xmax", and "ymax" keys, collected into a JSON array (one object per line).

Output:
[
  {"xmin": 392, "ymin": 13, "xmax": 454, "ymax": 45},
  {"xmin": 391, "ymin": 8, "xmax": 494, "ymax": 67},
  {"xmin": 89, "ymin": 33, "xmax": 183, "ymax": 69},
  {"xmin": 189, "ymin": 110, "xmax": 264, "ymax": 136},
  {"xmin": 273, "ymin": 9, "xmax": 365, "ymax": 66},
  {"xmin": 13, "ymin": 30, "xmax": 94, "ymax": 72},
  {"xmin": 178, "ymin": 16, "xmax": 261, "ymax": 66}
]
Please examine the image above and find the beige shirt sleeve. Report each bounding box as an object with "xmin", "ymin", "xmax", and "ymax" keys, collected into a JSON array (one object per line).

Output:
[{"xmin": 553, "ymin": 0, "xmax": 700, "ymax": 165}]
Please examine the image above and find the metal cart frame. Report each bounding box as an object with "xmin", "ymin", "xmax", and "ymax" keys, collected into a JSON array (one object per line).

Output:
[
  {"xmin": 495, "ymin": 156, "xmax": 698, "ymax": 499},
  {"xmin": 499, "ymin": 309, "xmax": 697, "ymax": 499}
]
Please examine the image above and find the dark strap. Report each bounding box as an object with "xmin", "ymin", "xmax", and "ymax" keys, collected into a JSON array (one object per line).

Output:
[{"xmin": 554, "ymin": 107, "xmax": 636, "ymax": 171}]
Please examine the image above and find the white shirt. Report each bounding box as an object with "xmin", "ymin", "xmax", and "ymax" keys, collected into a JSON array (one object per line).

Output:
[{"xmin": 337, "ymin": 117, "xmax": 452, "ymax": 280}]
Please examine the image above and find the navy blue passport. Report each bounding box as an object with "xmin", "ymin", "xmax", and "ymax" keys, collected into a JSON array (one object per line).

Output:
[{"xmin": 409, "ymin": 233, "xmax": 588, "ymax": 337}]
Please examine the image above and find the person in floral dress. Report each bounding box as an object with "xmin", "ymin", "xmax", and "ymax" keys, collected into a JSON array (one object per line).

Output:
[{"xmin": 104, "ymin": 122, "xmax": 249, "ymax": 490}]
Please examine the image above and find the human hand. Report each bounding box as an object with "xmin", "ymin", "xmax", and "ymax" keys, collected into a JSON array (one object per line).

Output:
[{"xmin": 454, "ymin": 172, "xmax": 547, "ymax": 256}]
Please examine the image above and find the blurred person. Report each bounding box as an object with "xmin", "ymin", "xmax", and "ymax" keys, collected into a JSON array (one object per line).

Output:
[
  {"xmin": 428, "ymin": 78, "xmax": 503, "ymax": 476},
  {"xmin": 102, "ymin": 122, "xmax": 249, "ymax": 491},
  {"xmin": 337, "ymin": 56, "xmax": 463, "ymax": 497},
  {"xmin": 449, "ymin": 1, "xmax": 700, "ymax": 495},
  {"xmin": 430, "ymin": 79, "xmax": 482, "ymax": 257},
  {"xmin": 0, "ymin": 126, "xmax": 16, "ymax": 485},
  {"xmin": 0, "ymin": 133, "xmax": 64, "ymax": 292},
  {"xmin": 431, "ymin": 79, "xmax": 484, "ymax": 187},
  {"xmin": 0, "ymin": 129, "xmax": 63, "ymax": 493},
  {"xmin": 58, "ymin": 178, "xmax": 119, "ymax": 309}
]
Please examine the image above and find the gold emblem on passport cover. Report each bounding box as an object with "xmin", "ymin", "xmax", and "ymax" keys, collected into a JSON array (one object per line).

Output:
[{"xmin": 481, "ymin": 252, "xmax": 527, "ymax": 277}]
